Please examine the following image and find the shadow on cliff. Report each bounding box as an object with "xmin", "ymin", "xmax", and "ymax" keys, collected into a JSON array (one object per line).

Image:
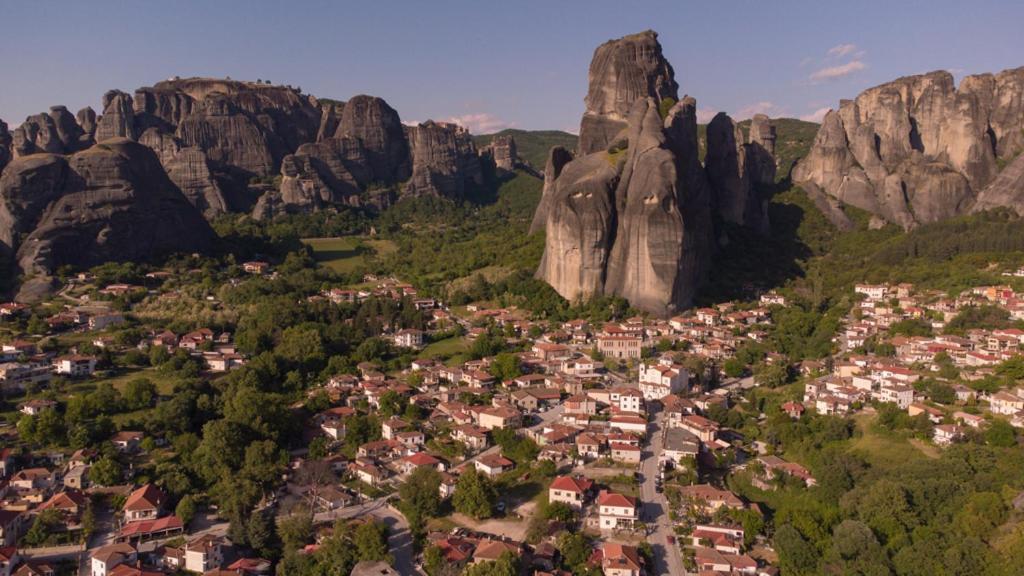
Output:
[{"xmin": 698, "ymin": 175, "xmax": 816, "ymax": 305}]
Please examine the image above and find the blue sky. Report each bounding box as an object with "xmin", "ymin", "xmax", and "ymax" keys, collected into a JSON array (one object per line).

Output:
[{"xmin": 2, "ymin": 0, "xmax": 1021, "ymax": 133}]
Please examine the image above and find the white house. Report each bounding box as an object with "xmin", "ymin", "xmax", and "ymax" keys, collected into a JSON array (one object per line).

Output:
[
  {"xmin": 597, "ymin": 490, "xmax": 639, "ymax": 530},
  {"xmin": 638, "ymin": 357, "xmax": 688, "ymax": 401},
  {"xmin": 90, "ymin": 543, "xmax": 137, "ymax": 576}
]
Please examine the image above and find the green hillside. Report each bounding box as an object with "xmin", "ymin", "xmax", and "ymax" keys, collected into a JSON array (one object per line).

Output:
[{"xmin": 473, "ymin": 129, "xmax": 578, "ymax": 170}]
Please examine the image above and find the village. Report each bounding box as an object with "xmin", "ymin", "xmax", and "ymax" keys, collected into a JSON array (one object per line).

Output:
[{"xmin": 2, "ymin": 256, "xmax": 1024, "ymax": 576}]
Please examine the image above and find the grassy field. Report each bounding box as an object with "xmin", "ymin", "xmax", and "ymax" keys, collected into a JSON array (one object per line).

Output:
[
  {"xmin": 849, "ymin": 413, "xmax": 934, "ymax": 467},
  {"xmin": 301, "ymin": 237, "xmax": 397, "ymax": 274},
  {"xmin": 100, "ymin": 367, "xmax": 185, "ymax": 395},
  {"xmin": 421, "ymin": 336, "xmax": 469, "ymax": 360}
]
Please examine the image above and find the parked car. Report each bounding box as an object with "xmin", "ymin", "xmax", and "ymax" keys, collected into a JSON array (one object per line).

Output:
[{"xmin": 667, "ymin": 535, "xmax": 675, "ymax": 545}]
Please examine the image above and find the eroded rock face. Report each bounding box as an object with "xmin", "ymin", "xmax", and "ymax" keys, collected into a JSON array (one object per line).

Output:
[
  {"xmin": 0, "ymin": 120, "xmax": 11, "ymax": 173},
  {"xmin": 336, "ymin": 95, "xmax": 410, "ymax": 183},
  {"xmin": 481, "ymin": 135, "xmax": 518, "ymax": 171},
  {"xmin": 403, "ymin": 121, "xmax": 482, "ymax": 199},
  {"xmin": 137, "ymin": 128, "xmax": 228, "ymax": 217},
  {"xmin": 537, "ymin": 32, "xmax": 715, "ymax": 316},
  {"xmin": 794, "ymin": 67, "xmax": 1024, "ymax": 228},
  {"xmin": 96, "ymin": 90, "xmax": 137, "ymax": 142},
  {"xmin": 529, "ymin": 146, "xmax": 573, "ymax": 234},
  {"xmin": 704, "ymin": 113, "xmax": 772, "ymax": 233},
  {"xmin": 578, "ymin": 30, "xmax": 679, "ymax": 155},
  {"xmin": 0, "ymin": 139, "xmax": 213, "ymax": 301}
]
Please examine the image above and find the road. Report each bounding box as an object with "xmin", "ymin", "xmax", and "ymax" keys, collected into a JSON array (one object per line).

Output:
[
  {"xmin": 640, "ymin": 406, "xmax": 689, "ymax": 576},
  {"xmin": 315, "ymin": 497, "xmax": 421, "ymax": 576}
]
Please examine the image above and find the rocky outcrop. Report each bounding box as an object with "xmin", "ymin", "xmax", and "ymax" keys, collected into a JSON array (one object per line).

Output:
[
  {"xmin": 336, "ymin": 95, "xmax": 410, "ymax": 183},
  {"xmin": 537, "ymin": 32, "xmax": 714, "ymax": 316},
  {"xmin": 704, "ymin": 113, "xmax": 772, "ymax": 233},
  {"xmin": 794, "ymin": 67, "xmax": 1024, "ymax": 228},
  {"xmin": 96, "ymin": 90, "xmax": 137, "ymax": 142},
  {"xmin": 137, "ymin": 128, "xmax": 228, "ymax": 217},
  {"xmin": 0, "ymin": 139, "xmax": 214, "ymax": 301},
  {"xmin": 0, "ymin": 120, "xmax": 11, "ymax": 173},
  {"xmin": 404, "ymin": 121, "xmax": 483, "ymax": 199},
  {"xmin": 480, "ymin": 135, "xmax": 519, "ymax": 171},
  {"xmin": 578, "ymin": 30, "xmax": 678, "ymax": 155},
  {"xmin": 529, "ymin": 146, "xmax": 573, "ymax": 234}
]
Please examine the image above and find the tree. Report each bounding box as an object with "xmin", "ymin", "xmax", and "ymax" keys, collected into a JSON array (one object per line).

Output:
[
  {"xmin": 452, "ymin": 467, "xmax": 496, "ymax": 520},
  {"xmin": 490, "ymin": 352, "xmax": 522, "ymax": 382},
  {"xmin": 176, "ymin": 495, "xmax": 197, "ymax": 526},
  {"xmin": 278, "ymin": 512, "xmax": 314, "ymax": 553},
  {"xmin": 823, "ymin": 520, "xmax": 892, "ymax": 576},
  {"xmin": 307, "ymin": 436, "xmax": 329, "ymax": 460},
  {"xmin": 123, "ymin": 378, "xmax": 157, "ymax": 410},
  {"xmin": 354, "ymin": 520, "xmax": 390, "ymax": 563},
  {"xmin": 243, "ymin": 440, "xmax": 288, "ymax": 489},
  {"xmin": 91, "ymin": 456, "xmax": 123, "ymax": 486},
  {"xmin": 22, "ymin": 509, "xmax": 62, "ymax": 547},
  {"xmin": 558, "ymin": 532, "xmax": 591, "ymax": 570},
  {"xmin": 398, "ymin": 467, "xmax": 442, "ymax": 537},
  {"xmin": 754, "ymin": 362, "xmax": 789, "ymax": 388},
  {"xmin": 986, "ymin": 419, "xmax": 1017, "ymax": 447},
  {"xmin": 775, "ymin": 524, "xmax": 820, "ymax": 576},
  {"xmin": 247, "ymin": 508, "xmax": 281, "ymax": 560}
]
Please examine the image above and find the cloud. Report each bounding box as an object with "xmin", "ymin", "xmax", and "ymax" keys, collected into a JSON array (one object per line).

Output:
[
  {"xmin": 827, "ymin": 43, "xmax": 858, "ymax": 58},
  {"xmin": 444, "ymin": 113, "xmax": 515, "ymax": 134},
  {"xmin": 733, "ymin": 101, "xmax": 786, "ymax": 120},
  {"xmin": 696, "ymin": 107, "xmax": 717, "ymax": 124},
  {"xmin": 809, "ymin": 60, "xmax": 866, "ymax": 83},
  {"xmin": 800, "ymin": 107, "xmax": 831, "ymax": 122}
]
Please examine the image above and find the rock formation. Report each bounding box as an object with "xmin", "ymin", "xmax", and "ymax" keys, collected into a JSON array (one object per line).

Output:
[
  {"xmin": 0, "ymin": 120, "xmax": 10, "ymax": 174},
  {"xmin": 704, "ymin": 113, "xmax": 773, "ymax": 233},
  {"xmin": 403, "ymin": 121, "xmax": 482, "ymax": 200},
  {"xmin": 536, "ymin": 32, "xmax": 715, "ymax": 316},
  {"xmin": 794, "ymin": 67, "xmax": 1024, "ymax": 228},
  {"xmin": 0, "ymin": 139, "xmax": 214, "ymax": 301},
  {"xmin": 480, "ymin": 135, "xmax": 519, "ymax": 171},
  {"xmin": 578, "ymin": 30, "xmax": 679, "ymax": 155},
  {"xmin": 529, "ymin": 146, "xmax": 573, "ymax": 234}
]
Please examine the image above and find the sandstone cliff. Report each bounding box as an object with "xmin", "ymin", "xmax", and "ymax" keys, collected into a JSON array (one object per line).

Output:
[
  {"xmin": 705, "ymin": 113, "xmax": 773, "ymax": 233},
  {"xmin": 794, "ymin": 67, "xmax": 1024, "ymax": 228},
  {"xmin": 537, "ymin": 32, "xmax": 714, "ymax": 316},
  {"xmin": 0, "ymin": 139, "xmax": 214, "ymax": 301}
]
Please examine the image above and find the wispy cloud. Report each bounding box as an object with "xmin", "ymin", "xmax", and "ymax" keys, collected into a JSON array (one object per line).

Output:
[
  {"xmin": 734, "ymin": 101, "xmax": 786, "ymax": 120},
  {"xmin": 696, "ymin": 107, "xmax": 716, "ymax": 124},
  {"xmin": 826, "ymin": 43, "xmax": 858, "ymax": 58},
  {"xmin": 444, "ymin": 113, "xmax": 515, "ymax": 134},
  {"xmin": 800, "ymin": 107, "xmax": 831, "ymax": 122},
  {"xmin": 810, "ymin": 60, "xmax": 866, "ymax": 83}
]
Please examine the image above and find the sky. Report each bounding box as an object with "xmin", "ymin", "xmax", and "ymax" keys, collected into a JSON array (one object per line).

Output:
[{"xmin": 2, "ymin": 0, "xmax": 1022, "ymax": 134}]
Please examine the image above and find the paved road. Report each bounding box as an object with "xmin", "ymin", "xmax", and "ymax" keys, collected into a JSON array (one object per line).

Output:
[
  {"xmin": 640, "ymin": 406, "xmax": 689, "ymax": 576},
  {"xmin": 314, "ymin": 497, "xmax": 421, "ymax": 576}
]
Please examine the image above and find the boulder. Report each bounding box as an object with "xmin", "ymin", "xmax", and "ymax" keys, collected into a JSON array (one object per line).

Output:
[{"xmin": 578, "ymin": 30, "xmax": 679, "ymax": 155}]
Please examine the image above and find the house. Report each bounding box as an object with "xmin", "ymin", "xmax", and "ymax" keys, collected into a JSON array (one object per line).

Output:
[
  {"xmin": 638, "ymin": 358, "xmax": 688, "ymax": 400},
  {"xmin": 453, "ymin": 425, "xmax": 489, "ymax": 452},
  {"xmin": 532, "ymin": 343, "xmax": 572, "ymax": 361},
  {"xmin": 953, "ymin": 411, "xmax": 986, "ymax": 429},
  {"xmin": 933, "ymin": 424, "xmax": 964, "ymax": 446},
  {"xmin": 348, "ymin": 458, "xmax": 389, "ymax": 487},
  {"xmin": 350, "ymin": 561, "xmax": 399, "ymax": 576},
  {"xmin": 399, "ymin": 452, "xmax": 444, "ymax": 476},
  {"xmin": 691, "ymin": 524, "xmax": 745, "ymax": 554},
  {"xmin": 548, "ymin": 475, "xmax": 594, "ymax": 510},
  {"xmin": 564, "ymin": 395, "xmax": 598, "ymax": 416},
  {"xmin": 0, "ymin": 362, "xmax": 52, "ymax": 393},
  {"xmin": 53, "ymin": 355, "xmax": 97, "ymax": 377},
  {"xmin": 678, "ymin": 414, "xmax": 719, "ymax": 443},
  {"xmin": 781, "ymin": 401, "xmax": 805, "ymax": 419},
  {"xmin": 90, "ymin": 543, "xmax": 137, "ymax": 576},
  {"xmin": 19, "ymin": 399, "xmax": 57, "ymax": 416},
  {"xmin": 990, "ymin": 391, "xmax": 1024, "ymax": 415},
  {"xmin": 115, "ymin": 515, "xmax": 184, "ymax": 544},
  {"xmin": 0, "ymin": 510, "xmax": 23, "ymax": 547},
  {"xmin": 89, "ymin": 313, "xmax": 125, "ymax": 331},
  {"xmin": 226, "ymin": 558, "xmax": 273, "ymax": 575},
  {"xmin": 393, "ymin": 329, "xmax": 424, "ymax": 349},
  {"xmin": 694, "ymin": 547, "xmax": 758, "ymax": 575},
  {"xmin": 242, "ymin": 261, "xmax": 270, "ymax": 275},
  {"xmin": 472, "ymin": 540, "xmax": 520, "ymax": 565},
  {"xmin": 184, "ymin": 534, "xmax": 225, "ymax": 573},
  {"xmin": 0, "ymin": 547, "xmax": 19, "ymax": 576},
  {"xmin": 908, "ymin": 402, "xmax": 944, "ymax": 423},
  {"xmin": 599, "ymin": 542, "xmax": 644, "ymax": 576},
  {"xmin": 575, "ymin": 433, "xmax": 604, "ymax": 460},
  {"xmin": 757, "ymin": 455, "xmax": 816, "ymax": 488},
  {"xmin": 609, "ymin": 443, "xmax": 642, "ymax": 465},
  {"xmin": 64, "ymin": 466, "xmax": 89, "ymax": 490},
  {"xmin": 111, "ymin": 431, "xmax": 144, "ymax": 452},
  {"xmin": 310, "ymin": 486, "xmax": 354, "ymax": 512},
  {"xmin": 475, "ymin": 406, "xmax": 521, "ymax": 431},
  {"xmin": 123, "ymin": 484, "xmax": 166, "ymax": 522},
  {"xmin": 878, "ymin": 384, "xmax": 914, "ymax": 410},
  {"xmin": 474, "ymin": 453, "xmax": 515, "ymax": 477},
  {"xmin": 596, "ymin": 335, "xmax": 642, "ymax": 360},
  {"xmin": 597, "ymin": 490, "xmax": 639, "ymax": 530},
  {"xmin": 611, "ymin": 387, "xmax": 645, "ymax": 414},
  {"xmin": 678, "ymin": 484, "xmax": 745, "ymax": 515},
  {"xmin": 609, "ymin": 414, "xmax": 648, "ymax": 436},
  {"xmin": 661, "ymin": 428, "xmax": 700, "ymax": 466}
]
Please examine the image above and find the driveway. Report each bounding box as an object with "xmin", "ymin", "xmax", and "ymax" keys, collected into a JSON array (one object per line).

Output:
[{"xmin": 640, "ymin": 406, "xmax": 689, "ymax": 576}]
